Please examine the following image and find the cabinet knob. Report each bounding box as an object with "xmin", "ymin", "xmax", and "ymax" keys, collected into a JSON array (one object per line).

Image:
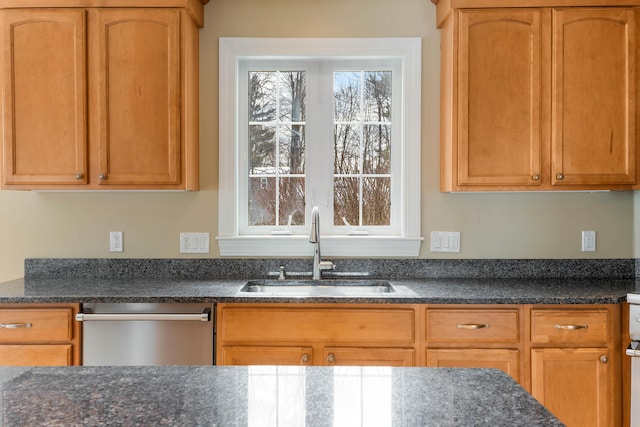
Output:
[
  {"xmin": 556, "ymin": 173, "xmax": 564, "ymax": 180},
  {"xmin": 600, "ymin": 355, "xmax": 608, "ymax": 364},
  {"xmin": 300, "ymin": 353, "xmax": 309, "ymax": 364},
  {"xmin": 532, "ymin": 174, "xmax": 540, "ymax": 181},
  {"xmin": 327, "ymin": 354, "xmax": 336, "ymax": 364},
  {"xmin": 98, "ymin": 173, "xmax": 106, "ymax": 180},
  {"xmin": 74, "ymin": 173, "xmax": 83, "ymax": 180}
]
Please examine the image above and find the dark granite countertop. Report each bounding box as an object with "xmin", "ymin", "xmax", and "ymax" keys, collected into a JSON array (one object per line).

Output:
[
  {"xmin": 0, "ymin": 276, "xmax": 634, "ymax": 304},
  {"xmin": 0, "ymin": 258, "xmax": 635, "ymax": 305},
  {"xmin": 0, "ymin": 365, "xmax": 562, "ymax": 426}
]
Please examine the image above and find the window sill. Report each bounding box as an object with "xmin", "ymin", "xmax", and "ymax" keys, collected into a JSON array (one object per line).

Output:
[{"xmin": 216, "ymin": 235, "xmax": 423, "ymax": 257}]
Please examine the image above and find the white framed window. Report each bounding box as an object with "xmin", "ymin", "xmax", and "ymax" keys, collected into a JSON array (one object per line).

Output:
[{"xmin": 217, "ymin": 38, "xmax": 423, "ymax": 257}]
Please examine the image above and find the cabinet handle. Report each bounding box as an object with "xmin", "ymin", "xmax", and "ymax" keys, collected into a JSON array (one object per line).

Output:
[
  {"xmin": 556, "ymin": 173, "xmax": 564, "ymax": 180},
  {"xmin": 327, "ymin": 354, "xmax": 336, "ymax": 364},
  {"xmin": 98, "ymin": 173, "xmax": 106, "ymax": 180},
  {"xmin": 532, "ymin": 174, "xmax": 540, "ymax": 181},
  {"xmin": 554, "ymin": 324, "xmax": 588, "ymax": 330},
  {"xmin": 74, "ymin": 173, "xmax": 83, "ymax": 180},
  {"xmin": 0, "ymin": 322, "xmax": 32, "ymax": 329},
  {"xmin": 600, "ymin": 355, "xmax": 608, "ymax": 364},
  {"xmin": 456, "ymin": 323, "xmax": 489, "ymax": 329},
  {"xmin": 300, "ymin": 353, "xmax": 309, "ymax": 364}
]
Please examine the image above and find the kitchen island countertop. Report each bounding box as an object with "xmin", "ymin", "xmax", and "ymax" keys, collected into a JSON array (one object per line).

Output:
[
  {"xmin": 0, "ymin": 276, "xmax": 633, "ymax": 304},
  {"xmin": 0, "ymin": 365, "xmax": 562, "ymax": 426}
]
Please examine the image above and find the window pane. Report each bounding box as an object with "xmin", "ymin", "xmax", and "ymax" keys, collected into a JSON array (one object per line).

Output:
[
  {"xmin": 249, "ymin": 72, "xmax": 277, "ymax": 122},
  {"xmin": 333, "ymin": 177, "xmax": 359, "ymax": 225},
  {"xmin": 334, "ymin": 71, "xmax": 361, "ymax": 122},
  {"xmin": 279, "ymin": 125, "xmax": 305, "ymax": 174},
  {"xmin": 249, "ymin": 177, "xmax": 276, "ymax": 225},
  {"xmin": 248, "ymin": 70, "xmax": 307, "ymax": 228},
  {"xmin": 363, "ymin": 177, "xmax": 390, "ymax": 226},
  {"xmin": 279, "ymin": 177, "xmax": 305, "ymax": 225},
  {"xmin": 363, "ymin": 124, "xmax": 390, "ymax": 174},
  {"xmin": 334, "ymin": 70, "xmax": 392, "ymax": 227},
  {"xmin": 279, "ymin": 72, "xmax": 306, "ymax": 122},
  {"xmin": 249, "ymin": 125, "xmax": 276, "ymax": 173},
  {"xmin": 334, "ymin": 124, "xmax": 360, "ymax": 174},
  {"xmin": 363, "ymin": 71, "xmax": 392, "ymax": 122}
]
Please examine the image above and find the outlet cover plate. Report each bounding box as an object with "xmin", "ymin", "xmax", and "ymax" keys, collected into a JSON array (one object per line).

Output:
[
  {"xmin": 180, "ymin": 233, "xmax": 210, "ymax": 254},
  {"xmin": 581, "ymin": 230, "xmax": 596, "ymax": 252},
  {"xmin": 430, "ymin": 231, "xmax": 460, "ymax": 253},
  {"xmin": 109, "ymin": 231, "xmax": 123, "ymax": 253}
]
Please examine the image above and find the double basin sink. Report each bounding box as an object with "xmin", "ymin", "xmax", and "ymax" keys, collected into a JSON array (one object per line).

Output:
[{"xmin": 238, "ymin": 279, "xmax": 396, "ymax": 297}]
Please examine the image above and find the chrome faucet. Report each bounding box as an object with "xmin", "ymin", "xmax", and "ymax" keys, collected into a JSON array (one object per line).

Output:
[{"xmin": 310, "ymin": 206, "xmax": 335, "ymax": 280}]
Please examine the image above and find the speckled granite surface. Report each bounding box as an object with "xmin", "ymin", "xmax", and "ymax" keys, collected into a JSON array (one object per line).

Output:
[
  {"xmin": 23, "ymin": 257, "xmax": 635, "ymax": 279},
  {"xmin": 0, "ymin": 276, "xmax": 633, "ymax": 304},
  {"xmin": 0, "ymin": 258, "xmax": 632, "ymax": 304},
  {"xmin": 0, "ymin": 366, "xmax": 562, "ymax": 426}
]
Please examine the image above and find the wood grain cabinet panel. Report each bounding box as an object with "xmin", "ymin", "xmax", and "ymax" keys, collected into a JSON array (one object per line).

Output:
[
  {"xmin": 427, "ymin": 348, "xmax": 520, "ymax": 382},
  {"xmin": 216, "ymin": 304, "xmax": 418, "ymax": 367},
  {"xmin": 0, "ymin": 304, "xmax": 81, "ymax": 366},
  {"xmin": 0, "ymin": 5, "xmax": 200, "ymax": 190},
  {"xmin": 440, "ymin": 6, "xmax": 637, "ymax": 191},
  {"xmin": 1, "ymin": 9, "xmax": 87, "ymax": 186}
]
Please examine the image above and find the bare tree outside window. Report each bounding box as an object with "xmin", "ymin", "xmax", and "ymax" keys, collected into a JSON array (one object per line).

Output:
[
  {"xmin": 334, "ymin": 71, "xmax": 392, "ymax": 227},
  {"xmin": 248, "ymin": 71, "xmax": 306, "ymax": 227}
]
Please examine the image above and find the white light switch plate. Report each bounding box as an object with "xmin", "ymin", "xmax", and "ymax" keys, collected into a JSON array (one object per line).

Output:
[
  {"xmin": 180, "ymin": 233, "xmax": 210, "ymax": 254},
  {"xmin": 430, "ymin": 231, "xmax": 460, "ymax": 253}
]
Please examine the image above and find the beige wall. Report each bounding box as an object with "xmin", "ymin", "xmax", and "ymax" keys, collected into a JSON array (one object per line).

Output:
[{"xmin": 0, "ymin": 0, "xmax": 634, "ymax": 282}]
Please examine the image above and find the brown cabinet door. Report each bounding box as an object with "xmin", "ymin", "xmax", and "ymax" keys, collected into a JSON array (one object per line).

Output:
[
  {"xmin": 220, "ymin": 346, "xmax": 313, "ymax": 366},
  {"xmin": 531, "ymin": 347, "xmax": 611, "ymax": 427},
  {"xmin": 324, "ymin": 347, "xmax": 415, "ymax": 367},
  {"xmin": 0, "ymin": 344, "xmax": 71, "ymax": 366},
  {"xmin": 456, "ymin": 9, "xmax": 546, "ymax": 187},
  {"xmin": 1, "ymin": 9, "xmax": 87, "ymax": 186},
  {"xmin": 427, "ymin": 348, "xmax": 519, "ymax": 382},
  {"xmin": 93, "ymin": 9, "xmax": 181, "ymax": 186},
  {"xmin": 551, "ymin": 8, "xmax": 636, "ymax": 186}
]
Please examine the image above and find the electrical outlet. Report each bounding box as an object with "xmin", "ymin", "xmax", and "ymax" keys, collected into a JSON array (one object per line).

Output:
[
  {"xmin": 581, "ymin": 230, "xmax": 596, "ymax": 252},
  {"xmin": 180, "ymin": 233, "xmax": 210, "ymax": 254},
  {"xmin": 109, "ymin": 231, "xmax": 123, "ymax": 253}
]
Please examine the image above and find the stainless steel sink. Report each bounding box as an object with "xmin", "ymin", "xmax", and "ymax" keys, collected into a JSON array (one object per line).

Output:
[{"xmin": 238, "ymin": 279, "xmax": 396, "ymax": 296}]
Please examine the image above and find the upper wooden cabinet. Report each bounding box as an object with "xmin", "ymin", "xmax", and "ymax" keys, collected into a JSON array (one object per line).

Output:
[
  {"xmin": 439, "ymin": 5, "xmax": 638, "ymax": 191},
  {"xmin": 0, "ymin": 1, "xmax": 204, "ymax": 190}
]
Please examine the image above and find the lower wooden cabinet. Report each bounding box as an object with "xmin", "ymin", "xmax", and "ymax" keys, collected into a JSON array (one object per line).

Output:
[
  {"xmin": 427, "ymin": 348, "xmax": 520, "ymax": 381},
  {"xmin": 527, "ymin": 305, "xmax": 621, "ymax": 427},
  {"xmin": 531, "ymin": 347, "xmax": 611, "ymax": 427},
  {"xmin": 216, "ymin": 302, "xmax": 621, "ymax": 426},
  {"xmin": 216, "ymin": 303, "xmax": 418, "ymax": 367},
  {"xmin": 0, "ymin": 304, "xmax": 81, "ymax": 366}
]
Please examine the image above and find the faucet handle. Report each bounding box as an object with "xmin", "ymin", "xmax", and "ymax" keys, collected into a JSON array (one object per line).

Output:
[{"xmin": 278, "ymin": 266, "xmax": 286, "ymax": 280}]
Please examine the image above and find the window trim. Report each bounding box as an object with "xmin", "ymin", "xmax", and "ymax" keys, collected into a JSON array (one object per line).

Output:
[{"xmin": 218, "ymin": 37, "xmax": 423, "ymax": 257}]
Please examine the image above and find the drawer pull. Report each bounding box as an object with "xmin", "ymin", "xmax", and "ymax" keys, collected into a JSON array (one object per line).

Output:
[
  {"xmin": 554, "ymin": 324, "xmax": 588, "ymax": 330},
  {"xmin": 0, "ymin": 322, "xmax": 32, "ymax": 329},
  {"xmin": 300, "ymin": 354, "xmax": 309, "ymax": 364},
  {"xmin": 327, "ymin": 354, "xmax": 336, "ymax": 364},
  {"xmin": 456, "ymin": 323, "xmax": 489, "ymax": 330}
]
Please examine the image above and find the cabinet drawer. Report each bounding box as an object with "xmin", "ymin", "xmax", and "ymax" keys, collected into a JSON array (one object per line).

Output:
[
  {"xmin": 426, "ymin": 309, "xmax": 520, "ymax": 344},
  {"xmin": 0, "ymin": 344, "xmax": 72, "ymax": 366},
  {"xmin": 220, "ymin": 307, "xmax": 415, "ymax": 344},
  {"xmin": 0, "ymin": 309, "xmax": 73, "ymax": 343},
  {"xmin": 530, "ymin": 309, "xmax": 609, "ymax": 344}
]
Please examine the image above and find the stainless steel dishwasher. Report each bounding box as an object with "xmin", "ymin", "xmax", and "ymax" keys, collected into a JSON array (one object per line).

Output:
[{"xmin": 76, "ymin": 303, "xmax": 214, "ymax": 366}]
